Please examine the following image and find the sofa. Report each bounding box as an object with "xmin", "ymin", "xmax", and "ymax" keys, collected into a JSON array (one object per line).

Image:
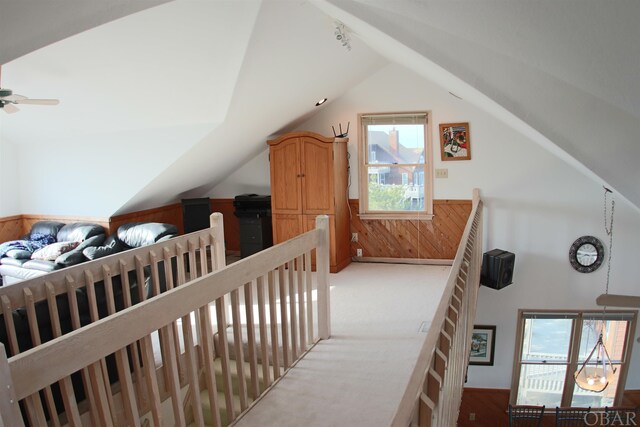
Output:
[
  {"xmin": 0, "ymin": 221, "xmax": 106, "ymax": 285},
  {"xmin": 0, "ymin": 221, "xmax": 179, "ymax": 420}
]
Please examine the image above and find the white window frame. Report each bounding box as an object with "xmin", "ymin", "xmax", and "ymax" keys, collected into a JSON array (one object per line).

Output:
[
  {"xmin": 510, "ymin": 309, "xmax": 637, "ymax": 409},
  {"xmin": 358, "ymin": 112, "xmax": 433, "ymax": 219}
]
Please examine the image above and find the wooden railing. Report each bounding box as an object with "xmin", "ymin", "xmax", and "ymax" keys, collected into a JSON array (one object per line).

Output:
[
  {"xmin": 392, "ymin": 189, "xmax": 483, "ymax": 427},
  {"xmin": 0, "ymin": 213, "xmax": 331, "ymax": 426}
]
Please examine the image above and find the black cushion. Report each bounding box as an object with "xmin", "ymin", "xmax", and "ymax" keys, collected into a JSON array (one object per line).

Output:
[
  {"xmin": 56, "ymin": 223, "xmax": 104, "ymax": 242},
  {"xmin": 55, "ymin": 234, "xmax": 106, "ymax": 267},
  {"xmin": 29, "ymin": 221, "xmax": 66, "ymax": 239},
  {"xmin": 117, "ymin": 223, "xmax": 178, "ymax": 248},
  {"xmin": 83, "ymin": 234, "xmax": 124, "ymax": 260}
]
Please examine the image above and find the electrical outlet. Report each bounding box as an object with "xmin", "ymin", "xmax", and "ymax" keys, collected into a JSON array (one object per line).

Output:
[
  {"xmin": 435, "ymin": 168, "xmax": 448, "ymax": 178},
  {"xmin": 351, "ymin": 232, "xmax": 358, "ymax": 242},
  {"xmin": 469, "ymin": 413, "xmax": 476, "ymax": 421},
  {"xmin": 356, "ymin": 248, "xmax": 363, "ymax": 257}
]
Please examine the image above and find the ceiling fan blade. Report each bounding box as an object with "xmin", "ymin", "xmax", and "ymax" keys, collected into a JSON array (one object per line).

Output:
[
  {"xmin": 2, "ymin": 103, "xmax": 19, "ymax": 114},
  {"xmin": 596, "ymin": 294, "xmax": 640, "ymax": 308},
  {"xmin": 3, "ymin": 94, "xmax": 27, "ymax": 101},
  {"xmin": 15, "ymin": 98, "xmax": 59, "ymax": 105}
]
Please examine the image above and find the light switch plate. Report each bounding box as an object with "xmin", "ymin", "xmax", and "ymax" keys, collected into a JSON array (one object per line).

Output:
[{"xmin": 435, "ymin": 168, "xmax": 448, "ymax": 178}]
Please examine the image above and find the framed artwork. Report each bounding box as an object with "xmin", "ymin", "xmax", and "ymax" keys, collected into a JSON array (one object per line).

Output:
[
  {"xmin": 439, "ymin": 122, "xmax": 471, "ymax": 161},
  {"xmin": 469, "ymin": 325, "xmax": 496, "ymax": 366}
]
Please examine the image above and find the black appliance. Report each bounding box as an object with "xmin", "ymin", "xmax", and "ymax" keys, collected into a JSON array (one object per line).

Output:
[{"xmin": 233, "ymin": 194, "xmax": 273, "ymax": 258}]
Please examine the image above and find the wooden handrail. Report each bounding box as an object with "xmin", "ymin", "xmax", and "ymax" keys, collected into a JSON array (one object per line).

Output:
[
  {"xmin": 0, "ymin": 213, "xmax": 332, "ymax": 426},
  {"xmin": 392, "ymin": 189, "xmax": 483, "ymax": 426}
]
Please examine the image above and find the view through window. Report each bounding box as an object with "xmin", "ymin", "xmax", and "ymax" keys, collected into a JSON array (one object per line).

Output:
[
  {"xmin": 513, "ymin": 311, "xmax": 636, "ymax": 408},
  {"xmin": 359, "ymin": 112, "xmax": 432, "ymax": 216}
]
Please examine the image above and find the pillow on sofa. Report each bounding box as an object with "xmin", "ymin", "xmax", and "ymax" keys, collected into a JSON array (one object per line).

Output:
[
  {"xmin": 55, "ymin": 234, "xmax": 106, "ymax": 267},
  {"xmin": 31, "ymin": 241, "xmax": 80, "ymax": 261},
  {"xmin": 83, "ymin": 234, "xmax": 124, "ymax": 260},
  {"xmin": 5, "ymin": 249, "xmax": 31, "ymax": 259}
]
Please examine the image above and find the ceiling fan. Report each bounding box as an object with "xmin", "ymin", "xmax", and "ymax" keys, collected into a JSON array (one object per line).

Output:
[{"xmin": 0, "ymin": 66, "xmax": 60, "ymax": 114}]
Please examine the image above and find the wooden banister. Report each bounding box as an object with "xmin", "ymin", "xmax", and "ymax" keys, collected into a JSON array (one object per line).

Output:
[
  {"xmin": 0, "ymin": 213, "xmax": 332, "ymax": 426},
  {"xmin": 392, "ymin": 189, "xmax": 483, "ymax": 427}
]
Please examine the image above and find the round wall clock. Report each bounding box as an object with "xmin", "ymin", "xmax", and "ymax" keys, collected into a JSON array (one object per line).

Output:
[{"xmin": 569, "ymin": 236, "xmax": 604, "ymax": 273}]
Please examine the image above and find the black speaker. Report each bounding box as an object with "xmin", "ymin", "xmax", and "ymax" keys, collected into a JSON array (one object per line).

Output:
[
  {"xmin": 481, "ymin": 249, "xmax": 515, "ymax": 290},
  {"xmin": 181, "ymin": 198, "xmax": 211, "ymax": 234}
]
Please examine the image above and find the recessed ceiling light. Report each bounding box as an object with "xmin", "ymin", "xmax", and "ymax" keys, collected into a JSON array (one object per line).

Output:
[{"xmin": 315, "ymin": 98, "xmax": 327, "ymax": 106}]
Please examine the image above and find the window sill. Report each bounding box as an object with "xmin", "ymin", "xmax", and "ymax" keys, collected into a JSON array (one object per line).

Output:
[{"xmin": 358, "ymin": 212, "xmax": 434, "ymax": 221}]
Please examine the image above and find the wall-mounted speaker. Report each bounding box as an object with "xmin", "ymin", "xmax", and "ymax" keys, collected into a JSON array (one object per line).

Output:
[{"xmin": 481, "ymin": 249, "xmax": 515, "ymax": 290}]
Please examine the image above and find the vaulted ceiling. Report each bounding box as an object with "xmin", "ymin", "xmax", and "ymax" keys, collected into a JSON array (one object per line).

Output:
[{"xmin": 1, "ymin": 0, "xmax": 638, "ymax": 215}]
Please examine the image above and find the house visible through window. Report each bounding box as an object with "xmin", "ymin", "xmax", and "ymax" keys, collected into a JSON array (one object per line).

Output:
[
  {"xmin": 511, "ymin": 310, "xmax": 636, "ymax": 409},
  {"xmin": 359, "ymin": 112, "xmax": 432, "ymax": 217}
]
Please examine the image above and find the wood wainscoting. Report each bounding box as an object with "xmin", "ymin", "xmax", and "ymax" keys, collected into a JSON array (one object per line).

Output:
[
  {"xmin": 0, "ymin": 215, "xmax": 24, "ymax": 243},
  {"xmin": 458, "ymin": 388, "xmax": 640, "ymax": 427},
  {"xmin": 349, "ymin": 199, "xmax": 472, "ymax": 260}
]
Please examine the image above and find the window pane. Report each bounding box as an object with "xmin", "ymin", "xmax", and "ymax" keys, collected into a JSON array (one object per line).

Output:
[
  {"xmin": 517, "ymin": 363, "xmax": 567, "ymax": 407},
  {"xmin": 571, "ymin": 364, "xmax": 621, "ymax": 407},
  {"xmin": 578, "ymin": 320, "xmax": 628, "ymax": 362},
  {"xmin": 366, "ymin": 124, "xmax": 424, "ymax": 164},
  {"xmin": 522, "ymin": 318, "xmax": 572, "ymax": 362},
  {"xmin": 367, "ymin": 166, "xmax": 424, "ymax": 211}
]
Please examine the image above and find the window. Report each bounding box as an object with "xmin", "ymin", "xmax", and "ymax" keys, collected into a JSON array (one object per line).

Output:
[
  {"xmin": 511, "ymin": 310, "xmax": 637, "ymax": 409},
  {"xmin": 359, "ymin": 112, "xmax": 432, "ymax": 218}
]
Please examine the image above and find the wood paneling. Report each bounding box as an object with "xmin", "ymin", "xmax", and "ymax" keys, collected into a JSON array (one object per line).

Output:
[
  {"xmin": 458, "ymin": 388, "xmax": 640, "ymax": 427},
  {"xmin": 210, "ymin": 198, "xmax": 240, "ymax": 252},
  {"xmin": 458, "ymin": 388, "xmax": 510, "ymax": 427},
  {"xmin": 108, "ymin": 204, "xmax": 182, "ymax": 235},
  {"xmin": 349, "ymin": 199, "xmax": 472, "ymax": 260},
  {"xmin": 0, "ymin": 215, "xmax": 24, "ymax": 242},
  {"xmin": 622, "ymin": 389, "xmax": 640, "ymax": 407}
]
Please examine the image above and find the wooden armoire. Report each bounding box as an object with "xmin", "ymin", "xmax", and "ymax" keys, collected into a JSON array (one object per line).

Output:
[{"xmin": 267, "ymin": 131, "xmax": 351, "ymax": 273}]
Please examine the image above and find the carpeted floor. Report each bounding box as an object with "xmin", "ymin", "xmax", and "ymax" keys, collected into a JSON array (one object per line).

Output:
[{"xmin": 234, "ymin": 262, "xmax": 450, "ymax": 427}]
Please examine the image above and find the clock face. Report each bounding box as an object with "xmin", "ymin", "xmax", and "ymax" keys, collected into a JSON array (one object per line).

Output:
[
  {"xmin": 569, "ymin": 236, "xmax": 604, "ymax": 273},
  {"xmin": 576, "ymin": 243, "xmax": 598, "ymax": 266}
]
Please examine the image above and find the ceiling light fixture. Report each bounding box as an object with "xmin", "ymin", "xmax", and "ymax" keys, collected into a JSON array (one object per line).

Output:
[
  {"xmin": 315, "ymin": 98, "xmax": 327, "ymax": 107},
  {"xmin": 574, "ymin": 187, "xmax": 616, "ymax": 392}
]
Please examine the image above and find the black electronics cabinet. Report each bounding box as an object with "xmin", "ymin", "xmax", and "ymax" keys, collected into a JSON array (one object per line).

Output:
[{"xmin": 233, "ymin": 194, "xmax": 273, "ymax": 258}]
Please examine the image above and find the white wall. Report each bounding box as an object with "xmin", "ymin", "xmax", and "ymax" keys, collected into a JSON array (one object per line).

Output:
[
  {"xmin": 16, "ymin": 123, "xmax": 212, "ymax": 217},
  {"xmin": 0, "ymin": 130, "xmax": 20, "ymax": 216},
  {"xmin": 210, "ymin": 148, "xmax": 271, "ymax": 198},
  {"xmin": 214, "ymin": 62, "xmax": 640, "ymax": 389}
]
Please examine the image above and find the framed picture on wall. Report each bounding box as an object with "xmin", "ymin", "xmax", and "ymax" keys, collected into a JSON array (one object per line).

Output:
[
  {"xmin": 439, "ymin": 122, "xmax": 471, "ymax": 161},
  {"xmin": 469, "ymin": 325, "xmax": 496, "ymax": 366}
]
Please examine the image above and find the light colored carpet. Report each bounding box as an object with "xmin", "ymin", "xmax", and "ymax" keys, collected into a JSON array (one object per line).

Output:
[{"xmin": 233, "ymin": 262, "xmax": 450, "ymax": 427}]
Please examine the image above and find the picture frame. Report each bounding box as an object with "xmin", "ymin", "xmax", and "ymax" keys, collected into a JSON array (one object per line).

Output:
[
  {"xmin": 439, "ymin": 122, "xmax": 471, "ymax": 161},
  {"xmin": 469, "ymin": 325, "xmax": 496, "ymax": 366}
]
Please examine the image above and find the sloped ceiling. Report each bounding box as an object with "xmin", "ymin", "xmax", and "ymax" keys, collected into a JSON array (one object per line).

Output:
[
  {"xmin": 1, "ymin": 0, "xmax": 639, "ymax": 215},
  {"xmin": 312, "ymin": 0, "xmax": 640, "ymax": 210}
]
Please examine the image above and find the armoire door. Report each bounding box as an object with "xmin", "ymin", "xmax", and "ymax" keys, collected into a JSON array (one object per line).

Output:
[
  {"xmin": 270, "ymin": 138, "xmax": 302, "ymax": 214},
  {"xmin": 272, "ymin": 214, "xmax": 303, "ymax": 245},
  {"xmin": 301, "ymin": 137, "xmax": 335, "ymax": 215}
]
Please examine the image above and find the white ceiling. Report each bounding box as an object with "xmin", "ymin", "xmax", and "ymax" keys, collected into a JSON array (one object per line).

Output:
[{"xmin": 1, "ymin": 0, "xmax": 639, "ymax": 214}]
